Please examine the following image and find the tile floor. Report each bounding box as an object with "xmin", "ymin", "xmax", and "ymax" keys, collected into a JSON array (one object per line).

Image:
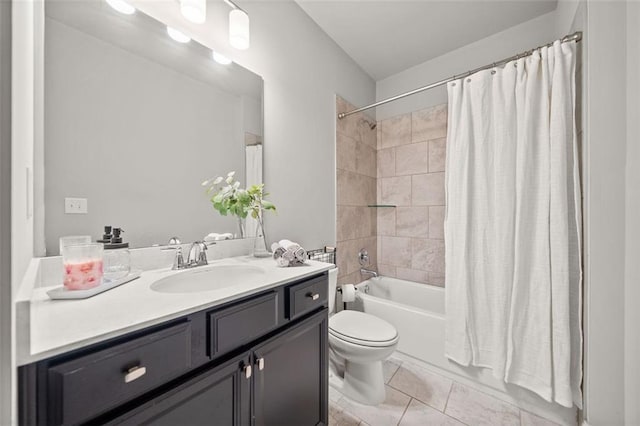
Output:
[{"xmin": 329, "ymin": 352, "xmax": 562, "ymax": 426}]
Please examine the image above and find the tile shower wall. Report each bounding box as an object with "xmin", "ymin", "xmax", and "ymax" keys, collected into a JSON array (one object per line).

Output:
[
  {"xmin": 376, "ymin": 104, "xmax": 447, "ymax": 286},
  {"xmin": 336, "ymin": 96, "xmax": 377, "ymax": 285}
]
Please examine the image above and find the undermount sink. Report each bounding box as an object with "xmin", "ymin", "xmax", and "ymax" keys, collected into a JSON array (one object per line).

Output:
[{"xmin": 150, "ymin": 264, "xmax": 266, "ymax": 294}]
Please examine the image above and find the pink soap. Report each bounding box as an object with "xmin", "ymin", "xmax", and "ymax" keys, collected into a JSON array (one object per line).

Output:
[{"xmin": 63, "ymin": 259, "xmax": 104, "ymax": 290}]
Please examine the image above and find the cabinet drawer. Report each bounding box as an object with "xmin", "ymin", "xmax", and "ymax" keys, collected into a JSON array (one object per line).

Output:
[
  {"xmin": 208, "ymin": 292, "xmax": 278, "ymax": 357},
  {"xmin": 47, "ymin": 322, "xmax": 192, "ymax": 426},
  {"xmin": 286, "ymin": 275, "xmax": 328, "ymax": 320}
]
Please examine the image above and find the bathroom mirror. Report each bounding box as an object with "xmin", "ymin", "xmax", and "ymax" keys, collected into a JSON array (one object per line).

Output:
[{"xmin": 42, "ymin": 0, "xmax": 263, "ymax": 255}]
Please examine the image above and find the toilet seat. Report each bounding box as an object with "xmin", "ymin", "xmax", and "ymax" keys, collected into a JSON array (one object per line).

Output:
[{"xmin": 329, "ymin": 310, "xmax": 398, "ymax": 348}]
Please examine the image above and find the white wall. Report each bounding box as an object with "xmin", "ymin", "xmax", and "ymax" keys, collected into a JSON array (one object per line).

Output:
[
  {"xmin": 582, "ymin": 1, "xmax": 627, "ymax": 424},
  {"xmin": 375, "ymin": 10, "xmax": 558, "ymax": 120},
  {"xmin": 9, "ymin": 2, "xmax": 37, "ymax": 422},
  {"xmin": 0, "ymin": 1, "xmax": 12, "ymax": 424},
  {"xmin": 130, "ymin": 0, "xmax": 376, "ymax": 249},
  {"xmin": 625, "ymin": 2, "xmax": 640, "ymax": 424}
]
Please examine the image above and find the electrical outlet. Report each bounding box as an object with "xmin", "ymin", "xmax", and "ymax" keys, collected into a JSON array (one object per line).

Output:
[{"xmin": 65, "ymin": 197, "xmax": 88, "ymax": 214}]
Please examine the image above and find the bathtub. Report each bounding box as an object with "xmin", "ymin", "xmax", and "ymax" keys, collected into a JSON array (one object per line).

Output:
[
  {"xmin": 352, "ymin": 276, "xmax": 576, "ymax": 426},
  {"xmin": 353, "ymin": 276, "xmax": 446, "ymax": 369}
]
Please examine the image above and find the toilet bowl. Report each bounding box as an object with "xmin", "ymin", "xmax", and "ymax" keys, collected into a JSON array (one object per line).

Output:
[{"xmin": 327, "ymin": 269, "xmax": 399, "ymax": 405}]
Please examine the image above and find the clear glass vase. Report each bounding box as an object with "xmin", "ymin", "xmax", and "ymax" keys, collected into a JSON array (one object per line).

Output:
[
  {"xmin": 253, "ymin": 213, "xmax": 270, "ymax": 257},
  {"xmin": 236, "ymin": 217, "xmax": 246, "ymax": 239}
]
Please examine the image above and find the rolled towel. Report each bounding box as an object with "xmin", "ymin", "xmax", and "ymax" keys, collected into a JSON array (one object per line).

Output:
[{"xmin": 278, "ymin": 240, "xmax": 307, "ymax": 262}]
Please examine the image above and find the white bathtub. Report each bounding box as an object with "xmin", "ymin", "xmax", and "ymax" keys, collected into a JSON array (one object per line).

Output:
[{"xmin": 353, "ymin": 276, "xmax": 576, "ymax": 426}]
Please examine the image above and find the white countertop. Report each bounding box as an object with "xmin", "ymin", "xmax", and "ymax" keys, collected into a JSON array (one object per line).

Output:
[{"xmin": 17, "ymin": 256, "xmax": 333, "ymax": 365}]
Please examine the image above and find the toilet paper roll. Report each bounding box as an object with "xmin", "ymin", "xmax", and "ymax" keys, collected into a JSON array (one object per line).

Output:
[{"xmin": 341, "ymin": 284, "xmax": 356, "ymax": 303}]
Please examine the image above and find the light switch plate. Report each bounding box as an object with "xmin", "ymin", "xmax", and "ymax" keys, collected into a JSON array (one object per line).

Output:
[{"xmin": 65, "ymin": 197, "xmax": 88, "ymax": 214}]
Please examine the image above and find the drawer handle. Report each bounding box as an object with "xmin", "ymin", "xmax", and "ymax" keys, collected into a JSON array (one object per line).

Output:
[
  {"xmin": 244, "ymin": 364, "xmax": 252, "ymax": 379},
  {"xmin": 124, "ymin": 366, "xmax": 146, "ymax": 383},
  {"xmin": 257, "ymin": 357, "xmax": 265, "ymax": 371},
  {"xmin": 306, "ymin": 292, "xmax": 320, "ymax": 301}
]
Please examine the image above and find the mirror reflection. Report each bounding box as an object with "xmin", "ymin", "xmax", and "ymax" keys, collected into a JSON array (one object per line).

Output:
[{"xmin": 43, "ymin": 0, "xmax": 263, "ymax": 255}]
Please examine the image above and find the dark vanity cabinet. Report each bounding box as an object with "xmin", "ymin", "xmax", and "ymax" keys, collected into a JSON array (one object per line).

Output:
[{"xmin": 19, "ymin": 273, "xmax": 329, "ymax": 426}]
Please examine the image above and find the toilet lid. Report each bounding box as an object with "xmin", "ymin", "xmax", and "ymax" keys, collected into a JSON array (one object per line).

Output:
[{"xmin": 329, "ymin": 310, "xmax": 398, "ymax": 346}]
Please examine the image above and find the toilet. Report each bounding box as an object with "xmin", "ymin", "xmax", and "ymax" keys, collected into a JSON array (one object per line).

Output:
[{"xmin": 327, "ymin": 268, "xmax": 399, "ymax": 405}]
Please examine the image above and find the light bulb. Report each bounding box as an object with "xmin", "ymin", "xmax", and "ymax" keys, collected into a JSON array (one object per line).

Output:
[
  {"xmin": 167, "ymin": 27, "xmax": 191, "ymax": 43},
  {"xmin": 105, "ymin": 0, "xmax": 135, "ymax": 15},
  {"xmin": 212, "ymin": 51, "xmax": 232, "ymax": 65},
  {"xmin": 229, "ymin": 9, "xmax": 250, "ymax": 50},
  {"xmin": 180, "ymin": 0, "xmax": 206, "ymax": 24}
]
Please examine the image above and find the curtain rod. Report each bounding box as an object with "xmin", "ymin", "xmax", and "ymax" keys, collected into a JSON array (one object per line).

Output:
[{"xmin": 337, "ymin": 31, "xmax": 582, "ymax": 119}]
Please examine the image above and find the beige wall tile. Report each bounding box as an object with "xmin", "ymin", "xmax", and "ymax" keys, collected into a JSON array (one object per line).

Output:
[
  {"xmin": 378, "ymin": 263, "xmax": 397, "ymax": 277},
  {"xmin": 359, "ymin": 236, "xmax": 378, "ymax": 269},
  {"xmin": 428, "ymin": 272, "xmax": 445, "ymax": 287},
  {"xmin": 338, "ymin": 270, "xmax": 361, "ymax": 286},
  {"xmin": 396, "ymin": 142, "xmax": 428, "ymax": 176},
  {"xmin": 336, "ymin": 96, "xmax": 359, "ymax": 139},
  {"xmin": 356, "ymin": 142, "xmax": 377, "ymax": 178},
  {"xmin": 337, "ymin": 206, "xmax": 373, "ymax": 241},
  {"xmin": 396, "ymin": 267, "xmax": 428, "ymax": 283},
  {"xmin": 359, "ymin": 116, "xmax": 377, "ymax": 149},
  {"xmin": 411, "ymin": 239, "xmax": 445, "ymax": 273},
  {"xmin": 381, "ymin": 236, "xmax": 412, "ymax": 268},
  {"xmin": 428, "ymin": 137, "xmax": 446, "ymax": 172},
  {"xmin": 337, "ymin": 170, "xmax": 376, "ymax": 206},
  {"xmin": 412, "ymin": 173, "xmax": 445, "ymax": 206},
  {"xmin": 380, "ymin": 114, "xmax": 411, "ymax": 148},
  {"xmin": 396, "ymin": 207, "xmax": 429, "ymax": 238},
  {"xmin": 337, "ymin": 237, "xmax": 375, "ymax": 278},
  {"xmin": 377, "ymin": 148, "xmax": 396, "ymax": 178},
  {"xmin": 336, "ymin": 133, "xmax": 357, "ymax": 173},
  {"xmin": 428, "ymin": 206, "xmax": 445, "ymax": 239},
  {"xmin": 377, "ymin": 207, "xmax": 396, "ymax": 236},
  {"xmin": 412, "ymin": 104, "xmax": 447, "ymax": 142},
  {"xmin": 380, "ymin": 176, "xmax": 412, "ymax": 206},
  {"xmin": 365, "ymin": 175, "xmax": 377, "ymax": 205}
]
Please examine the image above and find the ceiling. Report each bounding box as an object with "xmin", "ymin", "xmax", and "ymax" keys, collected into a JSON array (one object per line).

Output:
[{"xmin": 296, "ymin": 0, "xmax": 558, "ymax": 80}]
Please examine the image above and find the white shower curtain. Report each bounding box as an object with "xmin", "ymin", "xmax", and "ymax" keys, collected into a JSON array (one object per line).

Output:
[{"xmin": 444, "ymin": 40, "xmax": 582, "ymax": 408}]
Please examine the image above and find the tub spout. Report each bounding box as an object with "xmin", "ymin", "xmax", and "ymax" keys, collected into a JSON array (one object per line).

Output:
[{"xmin": 360, "ymin": 268, "xmax": 378, "ymax": 278}]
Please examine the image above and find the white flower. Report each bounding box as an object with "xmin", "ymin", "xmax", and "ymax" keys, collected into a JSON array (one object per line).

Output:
[{"xmin": 213, "ymin": 176, "xmax": 223, "ymax": 185}]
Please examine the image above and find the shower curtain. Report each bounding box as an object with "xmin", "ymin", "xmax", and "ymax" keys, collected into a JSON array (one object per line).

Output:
[{"xmin": 444, "ymin": 40, "xmax": 582, "ymax": 408}]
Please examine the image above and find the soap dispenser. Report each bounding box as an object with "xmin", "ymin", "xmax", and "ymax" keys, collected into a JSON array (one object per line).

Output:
[{"xmin": 101, "ymin": 226, "xmax": 131, "ymax": 280}]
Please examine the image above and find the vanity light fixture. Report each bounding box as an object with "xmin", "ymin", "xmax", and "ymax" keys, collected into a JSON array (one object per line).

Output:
[
  {"xmin": 212, "ymin": 51, "xmax": 232, "ymax": 65},
  {"xmin": 105, "ymin": 0, "xmax": 135, "ymax": 15},
  {"xmin": 167, "ymin": 27, "xmax": 191, "ymax": 43},
  {"xmin": 224, "ymin": 0, "xmax": 250, "ymax": 50},
  {"xmin": 180, "ymin": 0, "xmax": 206, "ymax": 24}
]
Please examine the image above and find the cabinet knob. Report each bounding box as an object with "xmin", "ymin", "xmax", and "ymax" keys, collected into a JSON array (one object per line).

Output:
[
  {"xmin": 244, "ymin": 364, "xmax": 252, "ymax": 379},
  {"xmin": 256, "ymin": 357, "xmax": 265, "ymax": 371},
  {"xmin": 306, "ymin": 292, "xmax": 320, "ymax": 301},
  {"xmin": 124, "ymin": 366, "xmax": 146, "ymax": 383}
]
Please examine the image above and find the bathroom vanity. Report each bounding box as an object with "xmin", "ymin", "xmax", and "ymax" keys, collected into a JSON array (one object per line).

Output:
[{"xmin": 17, "ymin": 257, "xmax": 331, "ymax": 425}]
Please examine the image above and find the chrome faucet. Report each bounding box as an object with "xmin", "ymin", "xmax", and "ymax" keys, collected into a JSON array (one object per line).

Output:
[
  {"xmin": 360, "ymin": 268, "xmax": 378, "ymax": 278},
  {"xmin": 186, "ymin": 241, "xmax": 210, "ymax": 267}
]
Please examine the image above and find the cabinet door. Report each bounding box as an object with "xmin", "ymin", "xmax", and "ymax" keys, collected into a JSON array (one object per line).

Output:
[
  {"xmin": 253, "ymin": 309, "xmax": 328, "ymax": 426},
  {"xmin": 109, "ymin": 352, "xmax": 252, "ymax": 426}
]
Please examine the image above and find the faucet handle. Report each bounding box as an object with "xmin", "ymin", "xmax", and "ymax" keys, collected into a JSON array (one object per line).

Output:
[
  {"xmin": 172, "ymin": 247, "xmax": 185, "ymax": 270},
  {"xmin": 197, "ymin": 241, "xmax": 209, "ymax": 265}
]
